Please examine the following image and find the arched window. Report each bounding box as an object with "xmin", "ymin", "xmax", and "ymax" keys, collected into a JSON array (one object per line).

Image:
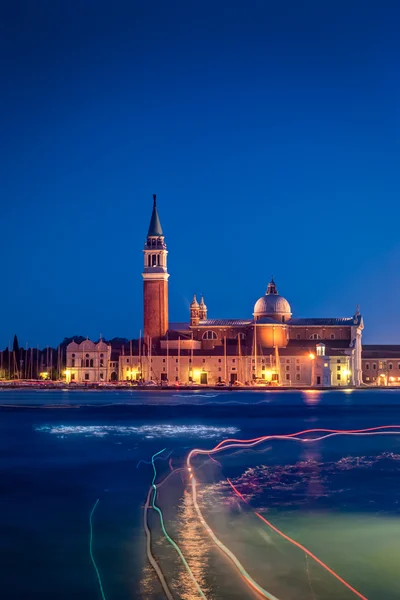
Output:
[
  {"xmin": 148, "ymin": 255, "xmax": 151, "ymax": 267},
  {"xmin": 365, "ymin": 363, "xmax": 370, "ymax": 370},
  {"xmin": 85, "ymin": 359, "xmax": 89, "ymax": 367},
  {"xmin": 235, "ymin": 333, "xmax": 246, "ymax": 340},
  {"xmin": 90, "ymin": 359, "xmax": 94, "ymax": 368},
  {"xmin": 330, "ymin": 334, "xmax": 335, "ymax": 340},
  {"xmin": 389, "ymin": 363, "xmax": 393, "ymax": 370},
  {"xmin": 72, "ymin": 353, "xmax": 75, "ymax": 358},
  {"xmin": 282, "ymin": 316, "xmax": 285, "ymax": 323},
  {"xmin": 202, "ymin": 330, "xmax": 217, "ymax": 340},
  {"xmin": 309, "ymin": 334, "xmax": 321, "ymax": 340},
  {"xmin": 100, "ymin": 359, "xmax": 104, "ymax": 367}
]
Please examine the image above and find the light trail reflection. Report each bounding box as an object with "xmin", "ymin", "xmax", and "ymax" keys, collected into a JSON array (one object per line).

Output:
[{"xmin": 186, "ymin": 425, "xmax": 400, "ymax": 600}]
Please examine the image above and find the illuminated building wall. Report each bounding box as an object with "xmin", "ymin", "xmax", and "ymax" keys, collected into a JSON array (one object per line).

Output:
[{"xmin": 65, "ymin": 339, "xmax": 111, "ymax": 383}]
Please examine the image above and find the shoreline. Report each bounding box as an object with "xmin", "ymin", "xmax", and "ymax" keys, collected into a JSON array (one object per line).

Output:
[{"xmin": 0, "ymin": 382, "xmax": 396, "ymax": 392}]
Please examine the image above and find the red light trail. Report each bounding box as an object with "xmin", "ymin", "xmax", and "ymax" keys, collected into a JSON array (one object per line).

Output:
[{"xmin": 186, "ymin": 425, "xmax": 400, "ymax": 599}]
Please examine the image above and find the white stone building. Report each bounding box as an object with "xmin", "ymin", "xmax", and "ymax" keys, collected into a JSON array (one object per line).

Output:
[{"xmin": 65, "ymin": 339, "xmax": 112, "ymax": 383}]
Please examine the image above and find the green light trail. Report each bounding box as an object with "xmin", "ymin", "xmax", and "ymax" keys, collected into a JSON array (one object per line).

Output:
[
  {"xmin": 150, "ymin": 448, "xmax": 207, "ymax": 599},
  {"xmin": 89, "ymin": 499, "xmax": 107, "ymax": 600}
]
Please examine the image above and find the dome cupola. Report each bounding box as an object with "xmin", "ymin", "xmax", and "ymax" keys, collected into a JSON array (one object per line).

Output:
[{"xmin": 253, "ymin": 278, "xmax": 292, "ymax": 322}]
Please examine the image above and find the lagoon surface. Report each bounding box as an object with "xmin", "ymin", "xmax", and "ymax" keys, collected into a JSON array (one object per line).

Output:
[{"xmin": 1, "ymin": 389, "xmax": 400, "ymax": 599}]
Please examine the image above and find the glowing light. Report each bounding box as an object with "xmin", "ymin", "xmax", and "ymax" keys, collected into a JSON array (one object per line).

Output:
[
  {"xmin": 309, "ymin": 353, "xmax": 315, "ymax": 360},
  {"xmin": 187, "ymin": 425, "xmax": 400, "ymax": 600},
  {"xmin": 324, "ymin": 363, "xmax": 328, "ymax": 367},
  {"xmin": 265, "ymin": 370, "xmax": 272, "ymax": 380},
  {"xmin": 89, "ymin": 499, "xmax": 107, "ymax": 600},
  {"xmin": 150, "ymin": 449, "xmax": 206, "ymax": 599},
  {"xmin": 342, "ymin": 369, "xmax": 351, "ymax": 378},
  {"xmin": 39, "ymin": 372, "xmax": 49, "ymax": 379},
  {"xmin": 390, "ymin": 377, "xmax": 395, "ymax": 382}
]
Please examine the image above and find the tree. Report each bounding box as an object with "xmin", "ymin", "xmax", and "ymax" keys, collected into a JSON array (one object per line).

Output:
[{"xmin": 13, "ymin": 335, "xmax": 19, "ymax": 359}]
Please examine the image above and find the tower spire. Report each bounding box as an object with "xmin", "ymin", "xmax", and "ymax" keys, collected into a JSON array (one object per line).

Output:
[{"xmin": 147, "ymin": 194, "xmax": 163, "ymax": 237}]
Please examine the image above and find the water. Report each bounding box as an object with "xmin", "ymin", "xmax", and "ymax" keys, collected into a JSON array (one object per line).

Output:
[{"xmin": 0, "ymin": 389, "xmax": 399, "ymax": 599}]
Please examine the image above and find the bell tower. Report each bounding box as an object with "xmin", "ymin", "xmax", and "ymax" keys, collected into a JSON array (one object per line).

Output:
[{"xmin": 142, "ymin": 194, "xmax": 169, "ymax": 340}]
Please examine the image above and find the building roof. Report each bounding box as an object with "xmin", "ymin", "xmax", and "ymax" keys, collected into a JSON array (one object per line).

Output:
[
  {"xmin": 362, "ymin": 345, "xmax": 400, "ymax": 359},
  {"xmin": 147, "ymin": 194, "xmax": 163, "ymax": 237},
  {"xmin": 168, "ymin": 322, "xmax": 191, "ymax": 331},
  {"xmin": 288, "ymin": 317, "xmax": 360, "ymax": 327},
  {"xmin": 198, "ymin": 319, "xmax": 252, "ymax": 327}
]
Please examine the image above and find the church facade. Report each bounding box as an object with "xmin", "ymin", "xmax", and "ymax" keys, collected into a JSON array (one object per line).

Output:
[{"xmin": 137, "ymin": 196, "xmax": 364, "ymax": 387}]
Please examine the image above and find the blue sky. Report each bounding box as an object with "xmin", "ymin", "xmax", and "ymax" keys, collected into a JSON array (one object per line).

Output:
[{"xmin": 1, "ymin": 0, "xmax": 399, "ymax": 346}]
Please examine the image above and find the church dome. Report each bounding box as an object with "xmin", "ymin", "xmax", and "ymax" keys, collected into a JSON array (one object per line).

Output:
[{"xmin": 253, "ymin": 279, "xmax": 292, "ymax": 321}]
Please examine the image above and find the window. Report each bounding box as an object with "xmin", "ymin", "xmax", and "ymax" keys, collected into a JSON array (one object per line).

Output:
[
  {"xmin": 330, "ymin": 334, "xmax": 335, "ymax": 340},
  {"xmin": 100, "ymin": 353, "xmax": 104, "ymax": 358},
  {"xmin": 317, "ymin": 376, "xmax": 321, "ymax": 385},
  {"xmin": 100, "ymin": 359, "xmax": 104, "ymax": 367},
  {"xmin": 337, "ymin": 366, "xmax": 341, "ymax": 371},
  {"xmin": 365, "ymin": 363, "xmax": 370, "ymax": 370},
  {"xmin": 203, "ymin": 359, "xmax": 206, "ymax": 363},
  {"xmin": 175, "ymin": 376, "xmax": 178, "ymax": 381},
  {"xmin": 90, "ymin": 359, "xmax": 94, "ymax": 368},
  {"xmin": 232, "ymin": 367, "xmax": 236, "ymax": 371},
  {"xmin": 317, "ymin": 344, "xmax": 325, "ymax": 356},
  {"xmin": 163, "ymin": 367, "xmax": 166, "ymax": 371},
  {"xmin": 218, "ymin": 359, "xmax": 222, "ymax": 363},
  {"xmin": 218, "ymin": 367, "xmax": 222, "ymax": 372},
  {"xmin": 85, "ymin": 373, "xmax": 89, "ymax": 380},
  {"xmin": 282, "ymin": 316, "xmax": 285, "ymax": 322},
  {"xmin": 372, "ymin": 363, "xmax": 377, "ymax": 370},
  {"xmin": 71, "ymin": 373, "xmax": 75, "ymax": 380},
  {"xmin": 262, "ymin": 365, "xmax": 265, "ymax": 371},
  {"xmin": 232, "ymin": 359, "xmax": 236, "ymax": 363},
  {"xmin": 176, "ymin": 359, "xmax": 178, "ymax": 363},
  {"xmin": 337, "ymin": 373, "xmax": 341, "ymax": 381},
  {"xmin": 296, "ymin": 359, "xmax": 300, "ymax": 364},
  {"xmin": 202, "ymin": 330, "xmax": 217, "ymax": 340},
  {"xmin": 337, "ymin": 359, "xmax": 341, "ymax": 364},
  {"xmin": 72, "ymin": 353, "xmax": 75, "ymax": 358},
  {"xmin": 71, "ymin": 359, "xmax": 75, "ymax": 367},
  {"xmin": 286, "ymin": 359, "xmax": 290, "ymax": 364},
  {"xmin": 86, "ymin": 354, "xmax": 89, "ymax": 358},
  {"xmin": 366, "ymin": 377, "xmax": 370, "ymax": 381},
  {"xmin": 286, "ymin": 365, "xmax": 290, "ymax": 371},
  {"xmin": 286, "ymin": 373, "xmax": 290, "ymax": 380},
  {"xmin": 296, "ymin": 334, "xmax": 301, "ymax": 340},
  {"xmin": 189, "ymin": 359, "xmax": 192, "ymax": 363},
  {"xmin": 176, "ymin": 367, "xmax": 178, "ymax": 371},
  {"xmin": 296, "ymin": 374, "xmax": 300, "ymax": 381},
  {"xmin": 85, "ymin": 359, "xmax": 89, "ymax": 368},
  {"xmin": 296, "ymin": 366, "xmax": 300, "ymax": 371},
  {"xmin": 163, "ymin": 358, "xmax": 166, "ymax": 363},
  {"xmin": 100, "ymin": 373, "xmax": 104, "ymax": 380},
  {"xmin": 126, "ymin": 358, "xmax": 129, "ymax": 363},
  {"xmin": 389, "ymin": 363, "xmax": 393, "ymax": 370},
  {"xmin": 309, "ymin": 334, "xmax": 321, "ymax": 340}
]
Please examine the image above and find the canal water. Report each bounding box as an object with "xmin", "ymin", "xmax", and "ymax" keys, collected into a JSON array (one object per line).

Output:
[{"xmin": 0, "ymin": 389, "xmax": 399, "ymax": 599}]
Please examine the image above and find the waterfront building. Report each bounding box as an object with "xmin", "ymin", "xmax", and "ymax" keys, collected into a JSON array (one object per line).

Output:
[
  {"xmin": 362, "ymin": 345, "xmax": 400, "ymax": 386},
  {"xmin": 136, "ymin": 196, "xmax": 363, "ymax": 387},
  {"xmin": 65, "ymin": 339, "xmax": 112, "ymax": 383}
]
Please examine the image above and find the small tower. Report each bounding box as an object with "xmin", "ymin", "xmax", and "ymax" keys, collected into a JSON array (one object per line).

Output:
[
  {"xmin": 190, "ymin": 295, "xmax": 200, "ymax": 326},
  {"xmin": 199, "ymin": 296, "xmax": 207, "ymax": 320},
  {"xmin": 142, "ymin": 194, "xmax": 169, "ymax": 340}
]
